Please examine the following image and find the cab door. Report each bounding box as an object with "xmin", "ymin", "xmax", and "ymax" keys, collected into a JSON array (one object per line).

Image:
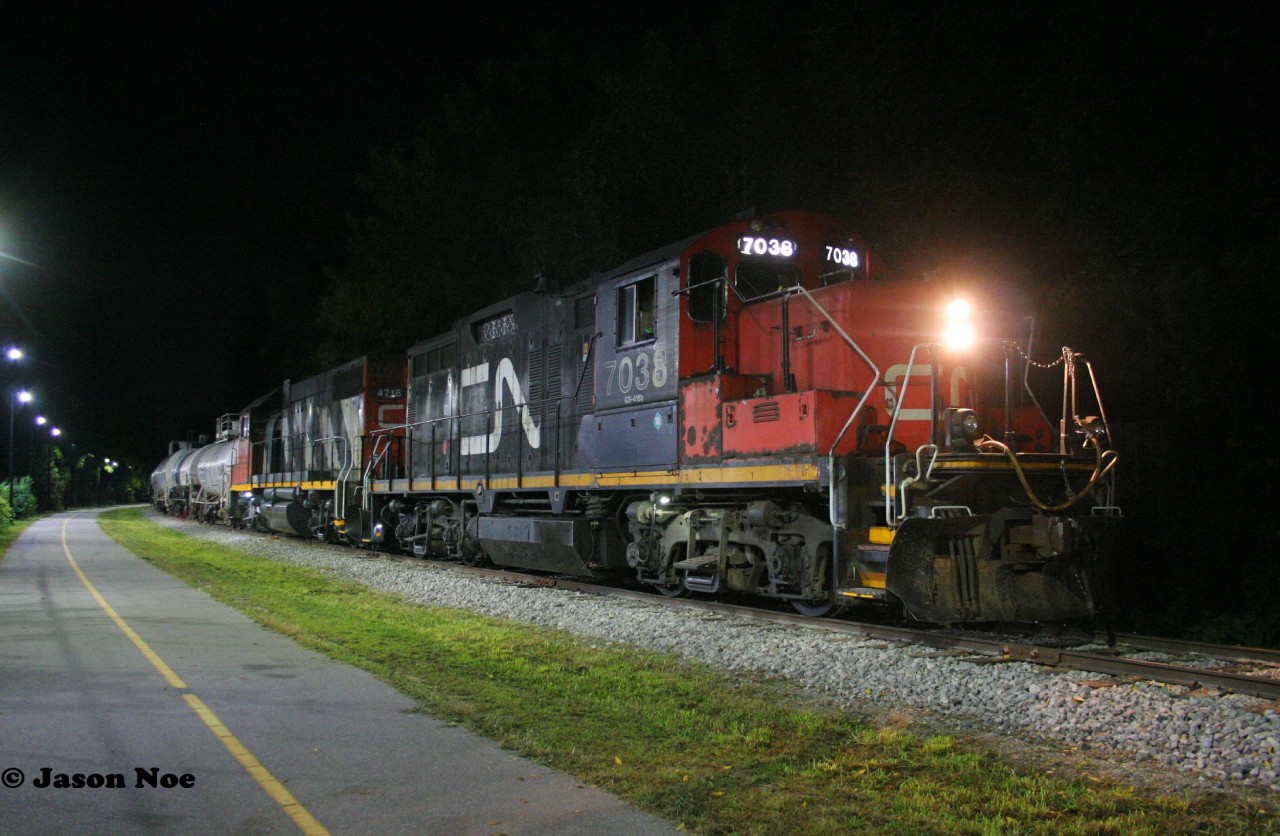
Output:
[{"xmin": 583, "ymin": 265, "xmax": 679, "ymax": 468}]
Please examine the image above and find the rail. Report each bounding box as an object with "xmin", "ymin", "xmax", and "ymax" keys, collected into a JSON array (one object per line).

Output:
[{"xmin": 342, "ymin": 553, "xmax": 1280, "ymax": 702}]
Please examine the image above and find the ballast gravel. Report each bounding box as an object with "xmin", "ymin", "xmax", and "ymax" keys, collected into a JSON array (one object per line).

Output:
[{"xmin": 148, "ymin": 513, "xmax": 1280, "ymax": 795}]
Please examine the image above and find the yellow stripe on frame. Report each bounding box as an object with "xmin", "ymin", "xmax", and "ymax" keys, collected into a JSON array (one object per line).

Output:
[{"xmin": 369, "ymin": 462, "xmax": 822, "ymax": 494}]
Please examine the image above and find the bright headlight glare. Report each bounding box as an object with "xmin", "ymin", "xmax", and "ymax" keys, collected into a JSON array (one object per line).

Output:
[
  {"xmin": 947, "ymin": 298, "xmax": 971, "ymax": 320},
  {"xmin": 943, "ymin": 322, "xmax": 976, "ymax": 349}
]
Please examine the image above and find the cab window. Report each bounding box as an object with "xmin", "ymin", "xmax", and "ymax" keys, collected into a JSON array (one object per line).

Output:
[
  {"xmin": 735, "ymin": 259, "xmax": 801, "ymax": 299},
  {"xmin": 616, "ymin": 276, "xmax": 655, "ymax": 346}
]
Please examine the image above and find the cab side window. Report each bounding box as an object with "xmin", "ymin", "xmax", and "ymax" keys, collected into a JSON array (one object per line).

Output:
[{"xmin": 616, "ymin": 276, "xmax": 655, "ymax": 346}]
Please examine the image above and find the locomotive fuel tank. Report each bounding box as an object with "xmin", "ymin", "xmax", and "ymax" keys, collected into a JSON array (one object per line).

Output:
[{"xmin": 254, "ymin": 487, "xmax": 313, "ymax": 537}]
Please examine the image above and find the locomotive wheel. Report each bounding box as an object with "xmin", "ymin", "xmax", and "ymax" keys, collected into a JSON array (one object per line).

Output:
[
  {"xmin": 655, "ymin": 580, "xmax": 689, "ymax": 598},
  {"xmin": 460, "ymin": 550, "xmax": 491, "ymax": 568},
  {"xmin": 791, "ymin": 597, "xmax": 842, "ymax": 618}
]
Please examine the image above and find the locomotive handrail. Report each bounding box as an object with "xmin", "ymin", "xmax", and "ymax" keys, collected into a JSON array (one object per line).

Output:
[
  {"xmin": 677, "ymin": 278, "xmax": 881, "ymax": 458},
  {"xmin": 885, "ymin": 342, "xmax": 1120, "ymax": 522},
  {"xmin": 884, "ymin": 343, "xmax": 937, "ymax": 526},
  {"xmin": 1066, "ymin": 350, "xmax": 1115, "ymax": 449},
  {"xmin": 332, "ymin": 436, "xmax": 357, "ymax": 522},
  {"xmin": 770, "ymin": 284, "xmax": 882, "ymax": 608},
  {"xmin": 780, "ymin": 286, "xmax": 880, "ymax": 458},
  {"xmin": 251, "ymin": 432, "xmax": 352, "ymax": 481},
  {"xmin": 368, "ymin": 378, "xmax": 598, "ymax": 489},
  {"xmin": 364, "ymin": 434, "xmax": 392, "ymax": 485}
]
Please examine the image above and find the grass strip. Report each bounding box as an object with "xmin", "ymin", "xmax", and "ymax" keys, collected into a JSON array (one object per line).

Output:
[{"xmin": 99, "ymin": 508, "xmax": 1275, "ymax": 834}]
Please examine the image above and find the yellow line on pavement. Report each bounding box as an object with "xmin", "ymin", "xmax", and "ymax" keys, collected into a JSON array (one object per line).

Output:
[
  {"xmin": 61, "ymin": 518, "xmax": 187, "ymax": 689},
  {"xmin": 184, "ymin": 694, "xmax": 329, "ymax": 835},
  {"xmin": 60, "ymin": 516, "xmax": 329, "ymax": 835}
]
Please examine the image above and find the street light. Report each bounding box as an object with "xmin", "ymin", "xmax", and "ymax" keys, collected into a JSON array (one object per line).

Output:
[
  {"xmin": 9, "ymin": 389, "xmax": 32, "ymax": 508},
  {"xmin": 46, "ymin": 427, "xmax": 62, "ymax": 510},
  {"xmin": 4, "ymin": 348, "xmax": 21, "ymax": 507},
  {"xmin": 31, "ymin": 416, "xmax": 47, "ymax": 508}
]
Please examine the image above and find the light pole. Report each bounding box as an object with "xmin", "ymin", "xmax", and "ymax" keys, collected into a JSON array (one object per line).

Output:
[
  {"xmin": 32, "ymin": 416, "xmax": 46, "ymax": 509},
  {"xmin": 9, "ymin": 389, "xmax": 32, "ymax": 509},
  {"xmin": 48, "ymin": 427, "xmax": 61, "ymax": 510},
  {"xmin": 4, "ymin": 348, "xmax": 21, "ymax": 507}
]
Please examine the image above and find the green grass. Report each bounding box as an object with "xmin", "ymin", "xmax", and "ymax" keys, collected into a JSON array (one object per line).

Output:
[{"xmin": 98, "ymin": 508, "xmax": 1277, "ymax": 834}]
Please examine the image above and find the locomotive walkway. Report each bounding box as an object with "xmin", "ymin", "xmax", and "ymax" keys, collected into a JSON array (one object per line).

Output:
[{"xmin": 0, "ymin": 509, "xmax": 674, "ymax": 834}]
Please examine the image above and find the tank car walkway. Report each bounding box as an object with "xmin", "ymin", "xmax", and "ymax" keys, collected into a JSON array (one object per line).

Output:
[{"xmin": 0, "ymin": 510, "xmax": 674, "ymax": 834}]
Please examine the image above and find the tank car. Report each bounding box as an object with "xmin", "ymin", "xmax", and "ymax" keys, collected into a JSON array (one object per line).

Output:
[
  {"xmin": 153, "ymin": 211, "xmax": 1122, "ymax": 625},
  {"xmin": 151, "ymin": 440, "xmax": 199, "ymax": 514}
]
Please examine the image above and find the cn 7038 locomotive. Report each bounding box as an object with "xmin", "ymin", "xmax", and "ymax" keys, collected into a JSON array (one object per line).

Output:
[{"xmin": 153, "ymin": 211, "xmax": 1121, "ymax": 624}]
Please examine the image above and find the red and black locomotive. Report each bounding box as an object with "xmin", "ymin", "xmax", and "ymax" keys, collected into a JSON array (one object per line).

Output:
[{"xmin": 153, "ymin": 211, "xmax": 1121, "ymax": 624}]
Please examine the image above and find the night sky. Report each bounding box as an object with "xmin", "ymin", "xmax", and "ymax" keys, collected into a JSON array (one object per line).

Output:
[
  {"xmin": 1, "ymin": 3, "xmax": 1275, "ymax": 471},
  {"xmin": 1, "ymin": 5, "xmax": 544, "ymax": 462}
]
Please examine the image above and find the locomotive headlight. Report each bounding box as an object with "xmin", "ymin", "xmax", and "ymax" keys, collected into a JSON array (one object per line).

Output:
[
  {"xmin": 945, "ymin": 407, "xmax": 981, "ymax": 452},
  {"xmin": 942, "ymin": 298, "xmax": 976, "ymax": 349}
]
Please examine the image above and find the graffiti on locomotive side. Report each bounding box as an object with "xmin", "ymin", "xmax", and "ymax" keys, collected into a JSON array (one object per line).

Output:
[
  {"xmin": 603, "ymin": 346, "xmax": 668, "ymax": 404},
  {"xmin": 459, "ymin": 358, "xmax": 542, "ymax": 455}
]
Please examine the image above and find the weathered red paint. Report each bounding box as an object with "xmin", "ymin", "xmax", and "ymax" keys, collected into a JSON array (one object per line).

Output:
[
  {"xmin": 679, "ymin": 373, "xmax": 769, "ymax": 463},
  {"xmin": 722, "ymin": 390, "xmax": 868, "ymax": 458}
]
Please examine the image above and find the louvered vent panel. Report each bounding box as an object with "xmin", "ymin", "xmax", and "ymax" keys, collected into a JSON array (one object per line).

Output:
[
  {"xmin": 577, "ymin": 353, "xmax": 594, "ymax": 414},
  {"xmin": 545, "ymin": 344, "xmax": 562, "ymax": 403},
  {"xmin": 752, "ymin": 402, "xmax": 781, "ymax": 423},
  {"xmin": 528, "ymin": 347, "xmax": 544, "ymax": 405}
]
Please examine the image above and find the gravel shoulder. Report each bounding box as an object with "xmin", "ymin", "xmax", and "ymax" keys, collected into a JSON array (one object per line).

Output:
[{"xmin": 142, "ymin": 512, "xmax": 1280, "ymax": 807}]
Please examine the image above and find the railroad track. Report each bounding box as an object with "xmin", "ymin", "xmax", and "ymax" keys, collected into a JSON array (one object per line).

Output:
[
  {"xmin": 234, "ymin": 529, "xmax": 1280, "ymax": 702},
  {"xmin": 404, "ymin": 558, "xmax": 1280, "ymax": 701}
]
